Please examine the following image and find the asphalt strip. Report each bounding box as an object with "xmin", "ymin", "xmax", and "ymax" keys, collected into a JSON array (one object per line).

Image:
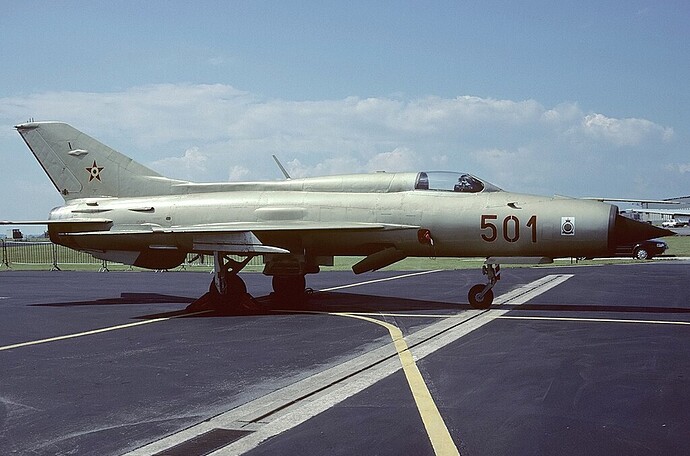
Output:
[{"xmin": 126, "ymin": 273, "xmax": 573, "ymax": 456}]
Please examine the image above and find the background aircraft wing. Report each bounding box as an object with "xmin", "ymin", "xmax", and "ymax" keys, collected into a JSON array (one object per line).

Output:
[
  {"xmin": 583, "ymin": 197, "xmax": 681, "ymax": 204},
  {"xmin": 628, "ymin": 208, "xmax": 690, "ymax": 217}
]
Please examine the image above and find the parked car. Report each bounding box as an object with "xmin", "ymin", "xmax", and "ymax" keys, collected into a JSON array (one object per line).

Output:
[
  {"xmin": 581, "ymin": 239, "xmax": 669, "ymax": 261},
  {"xmin": 629, "ymin": 239, "xmax": 668, "ymax": 260},
  {"xmin": 662, "ymin": 219, "xmax": 687, "ymax": 228}
]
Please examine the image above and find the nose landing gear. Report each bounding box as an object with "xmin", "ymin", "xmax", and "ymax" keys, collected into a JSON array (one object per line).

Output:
[
  {"xmin": 467, "ymin": 257, "xmax": 553, "ymax": 309},
  {"xmin": 468, "ymin": 263, "xmax": 500, "ymax": 309}
]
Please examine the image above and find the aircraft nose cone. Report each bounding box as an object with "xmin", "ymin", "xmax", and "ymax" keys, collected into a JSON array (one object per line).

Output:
[{"xmin": 609, "ymin": 214, "xmax": 675, "ymax": 248}]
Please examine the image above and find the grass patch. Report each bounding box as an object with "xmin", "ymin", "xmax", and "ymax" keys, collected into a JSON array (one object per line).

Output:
[{"xmin": 662, "ymin": 235, "xmax": 690, "ymax": 256}]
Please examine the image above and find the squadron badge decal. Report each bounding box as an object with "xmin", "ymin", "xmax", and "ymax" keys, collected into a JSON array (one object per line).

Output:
[{"xmin": 561, "ymin": 217, "xmax": 575, "ymax": 236}]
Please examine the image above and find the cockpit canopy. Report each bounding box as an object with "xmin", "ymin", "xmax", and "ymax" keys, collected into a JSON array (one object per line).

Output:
[{"xmin": 414, "ymin": 171, "xmax": 502, "ymax": 193}]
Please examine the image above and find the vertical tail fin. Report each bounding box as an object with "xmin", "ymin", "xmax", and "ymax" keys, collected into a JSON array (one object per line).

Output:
[{"xmin": 15, "ymin": 122, "xmax": 186, "ymax": 199}]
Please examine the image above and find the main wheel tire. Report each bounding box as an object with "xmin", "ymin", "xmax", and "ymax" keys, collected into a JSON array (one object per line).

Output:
[
  {"xmin": 468, "ymin": 284, "xmax": 493, "ymax": 309},
  {"xmin": 634, "ymin": 248, "xmax": 649, "ymax": 260},
  {"xmin": 272, "ymin": 275, "xmax": 306, "ymax": 298}
]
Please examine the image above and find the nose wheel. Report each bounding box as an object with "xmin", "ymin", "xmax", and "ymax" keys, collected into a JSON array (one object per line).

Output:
[{"xmin": 468, "ymin": 263, "xmax": 500, "ymax": 309}]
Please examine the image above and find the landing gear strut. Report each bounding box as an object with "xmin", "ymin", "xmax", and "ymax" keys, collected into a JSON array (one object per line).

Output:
[
  {"xmin": 211, "ymin": 252, "xmax": 252, "ymax": 296},
  {"xmin": 187, "ymin": 252, "xmax": 256, "ymax": 312},
  {"xmin": 468, "ymin": 263, "xmax": 500, "ymax": 309}
]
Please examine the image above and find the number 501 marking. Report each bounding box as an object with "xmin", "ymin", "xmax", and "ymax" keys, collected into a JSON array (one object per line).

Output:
[{"xmin": 481, "ymin": 215, "xmax": 537, "ymax": 243}]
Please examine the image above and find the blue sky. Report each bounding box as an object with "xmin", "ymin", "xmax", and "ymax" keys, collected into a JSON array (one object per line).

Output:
[{"xmin": 1, "ymin": 1, "xmax": 689, "ymax": 225}]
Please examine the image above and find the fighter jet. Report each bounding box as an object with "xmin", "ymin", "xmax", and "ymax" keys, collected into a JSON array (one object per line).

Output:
[{"xmin": 2, "ymin": 122, "xmax": 672, "ymax": 309}]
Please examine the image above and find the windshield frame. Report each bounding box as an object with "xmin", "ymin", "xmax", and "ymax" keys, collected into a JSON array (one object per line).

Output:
[{"xmin": 414, "ymin": 171, "xmax": 502, "ymax": 193}]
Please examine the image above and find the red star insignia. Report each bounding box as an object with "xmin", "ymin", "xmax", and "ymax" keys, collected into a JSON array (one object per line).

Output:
[{"xmin": 85, "ymin": 160, "xmax": 104, "ymax": 182}]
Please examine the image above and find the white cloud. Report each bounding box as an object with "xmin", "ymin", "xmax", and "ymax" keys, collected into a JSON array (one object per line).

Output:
[
  {"xmin": 365, "ymin": 147, "xmax": 422, "ymax": 172},
  {"xmin": 285, "ymin": 157, "xmax": 361, "ymax": 178},
  {"xmin": 0, "ymin": 83, "xmax": 254, "ymax": 147},
  {"xmin": 150, "ymin": 146, "xmax": 208, "ymax": 180},
  {"xmin": 228, "ymin": 165, "xmax": 250, "ymax": 181},
  {"xmin": 0, "ymin": 82, "xmax": 683, "ymax": 222},
  {"xmin": 664, "ymin": 163, "xmax": 690, "ymax": 174},
  {"xmin": 582, "ymin": 113, "xmax": 673, "ymax": 146},
  {"xmin": 208, "ymin": 56, "xmax": 225, "ymax": 66}
]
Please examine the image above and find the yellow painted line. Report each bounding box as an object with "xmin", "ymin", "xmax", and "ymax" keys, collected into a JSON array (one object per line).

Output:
[
  {"xmin": 349, "ymin": 312, "xmax": 461, "ymax": 319},
  {"xmin": 499, "ymin": 315, "xmax": 690, "ymax": 326},
  {"xmin": 334, "ymin": 312, "xmax": 460, "ymax": 456},
  {"xmin": 0, "ymin": 310, "xmax": 212, "ymax": 352},
  {"xmin": 274, "ymin": 310, "xmax": 463, "ymax": 320}
]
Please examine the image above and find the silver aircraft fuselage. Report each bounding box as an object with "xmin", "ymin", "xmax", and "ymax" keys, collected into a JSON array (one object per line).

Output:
[{"xmin": 47, "ymin": 182, "xmax": 617, "ymax": 264}]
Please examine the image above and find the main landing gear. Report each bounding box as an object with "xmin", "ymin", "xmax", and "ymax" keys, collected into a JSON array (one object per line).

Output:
[
  {"xmin": 187, "ymin": 252, "xmax": 311, "ymax": 312},
  {"xmin": 263, "ymin": 253, "xmax": 313, "ymax": 302},
  {"xmin": 467, "ymin": 263, "xmax": 500, "ymax": 309},
  {"xmin": 187, "ymin": 252, "xmax": 257, "ymax": 313}
]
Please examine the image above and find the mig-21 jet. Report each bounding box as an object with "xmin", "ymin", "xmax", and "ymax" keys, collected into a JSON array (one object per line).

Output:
[{"xmin": 2, "ymin": 122, "xmax": 672, "ymax": 309}]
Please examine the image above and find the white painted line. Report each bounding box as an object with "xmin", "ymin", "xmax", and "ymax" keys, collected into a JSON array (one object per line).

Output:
[
  {"xmin": 319, "ymin": 270, "xmax": 443, "ymax": 292},
  {"xmin": 0, "ymin": 310, "xmax": 212, "ymax": 352},
  {"xmin": 495, "ymin": 274, "xmax": 574, "ymax": 305},
  {"xmin": 499, "ymin": 315, "xmax": 690, "ymax": 326}
]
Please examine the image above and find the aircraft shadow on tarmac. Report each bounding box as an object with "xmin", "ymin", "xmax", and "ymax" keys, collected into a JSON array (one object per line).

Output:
[
  {"xmin": 139, "ymin": 291, "xmax": 466, "ymax": 319},
  {"xmin": 31, "ymin": 293, "xmax": 195, "ymax": 307},
  {"xmin": 116, "ymin": 291, "xmax": 690, "ymax": 320},
  {"xmin": 30, "ymin": 291, "xmax": 690, "ymax": 319},
  {"xmin": 28, "ymin": 290, "xmax": 462, "ymax": 319}
]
